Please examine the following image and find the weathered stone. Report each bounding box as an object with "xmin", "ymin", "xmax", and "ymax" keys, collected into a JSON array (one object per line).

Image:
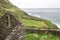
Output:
[
  {"xmin": 0, "ymin": 13, "xmax": 25, "ymax": 40},
  {"xmin": 25, "ymin": 28, "xmax": 60, "ymax": 35}
]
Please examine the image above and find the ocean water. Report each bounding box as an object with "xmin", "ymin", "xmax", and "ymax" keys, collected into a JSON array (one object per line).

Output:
[{"xmin": 22, "ymin": 8, "xmax": 60, "ymax": 28}]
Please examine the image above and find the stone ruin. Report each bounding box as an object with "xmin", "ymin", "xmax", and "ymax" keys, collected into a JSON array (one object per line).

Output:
[{"xmin": 0, "ymin": 13, "xmax": 25, "ymax": 40}]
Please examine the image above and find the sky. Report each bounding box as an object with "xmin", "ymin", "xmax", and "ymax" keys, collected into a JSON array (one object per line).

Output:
[{"xmin": 9, "ymin": 0, "xmax": 60, "ymax": 8}]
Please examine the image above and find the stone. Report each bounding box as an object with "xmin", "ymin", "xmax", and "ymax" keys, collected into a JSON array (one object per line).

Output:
[{"xmin": 0, "ymin": 13, "xmax": 25, "ymax": 40}]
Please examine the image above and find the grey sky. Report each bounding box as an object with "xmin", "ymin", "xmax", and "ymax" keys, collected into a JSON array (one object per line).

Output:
[{"xmin": 9, "ymin": 0, "xmax": 60, "ymax": 8}]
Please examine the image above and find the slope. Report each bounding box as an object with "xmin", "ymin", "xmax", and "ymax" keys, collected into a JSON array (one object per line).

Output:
[{"xmin": 0, "ymin": 0, "xmax": 58, "ymax": 29}]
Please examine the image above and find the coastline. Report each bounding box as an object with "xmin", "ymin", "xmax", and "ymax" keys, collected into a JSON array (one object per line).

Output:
[{"xmin": 27, "ymin": 13, "xmax": 60, "ymax": 29}]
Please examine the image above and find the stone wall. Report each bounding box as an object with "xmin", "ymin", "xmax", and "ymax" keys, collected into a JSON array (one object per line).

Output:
[
  {"xmin": 25, "ymin": 28, "xmax": 60, "ymax": 35},
  {"xmin": 0, "ymin": 13, "xmax": 25, "ymax": 40}
]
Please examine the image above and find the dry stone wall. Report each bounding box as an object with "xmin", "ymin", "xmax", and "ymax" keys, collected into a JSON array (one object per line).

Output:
[
  {"xmin": 0, "ymin": 13, "xmax": 25, "ymax": 40},
  {"xmin": 25, "ymin": 28, "xmax": 60, "ymax": 35}
]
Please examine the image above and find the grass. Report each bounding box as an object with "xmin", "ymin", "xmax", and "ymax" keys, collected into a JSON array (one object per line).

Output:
[
  {"xmin": 0, "ymin": 0, "xmax": 60, "ymax": 40},
  {"xmin": 21, "ymin": 18, "xmax": 58, "ymax": 29},
  {"xmin": 25, "ymin": 32, "xmax": 60, "ymax": 40},
  {"xmin": 21, "ymin": 18, "xmax": 48, "ymax": 29},
  {"xmin": 0, "ymin": 0, "xmax": 58, "ymax": 29}
]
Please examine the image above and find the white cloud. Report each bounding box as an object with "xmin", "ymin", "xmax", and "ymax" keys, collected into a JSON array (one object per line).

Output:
[{"xmin": 9, "ymin": 0, "xmax": 60, "ymax": 8}]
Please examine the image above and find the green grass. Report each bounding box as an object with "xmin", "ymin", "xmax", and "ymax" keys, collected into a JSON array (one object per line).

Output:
[
  {"xmin": 0, "ymin": 0, "xmax": 58, "ymax": 29},
  {"xmin": 0, "ymin": 1, "xmax": 60, "ymax": 40},
  {"xmin": 21, "ymin": 18, "xmax": 48, "ymax": 29},
  {"xmin": 21, "ymin": 18, "xmax": 58, "ymax": 29},
  {"xmin": 25, "ymin": 32, "xmax": 60, "ymax": 40}
]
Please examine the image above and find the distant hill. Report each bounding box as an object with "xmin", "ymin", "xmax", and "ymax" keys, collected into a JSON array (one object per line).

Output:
[{"xmin": 0, "ymin": 0, "xmax": 58, "ymax": 29}]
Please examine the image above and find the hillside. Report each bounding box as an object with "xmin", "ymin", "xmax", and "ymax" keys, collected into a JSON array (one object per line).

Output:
[{"xmin": 0, "ymin": 0, "xmax": 58, "ymax": 29}]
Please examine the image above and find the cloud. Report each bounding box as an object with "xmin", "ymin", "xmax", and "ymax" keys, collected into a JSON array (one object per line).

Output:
[{"xmin": 9, "ymin": 0, "xmax": 60, "ymax": 8}]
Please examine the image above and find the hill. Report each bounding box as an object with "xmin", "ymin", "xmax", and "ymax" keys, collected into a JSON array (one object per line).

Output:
[{"xmin": 0, "ymin": 0, "xmax": 58, "ymax": 29}]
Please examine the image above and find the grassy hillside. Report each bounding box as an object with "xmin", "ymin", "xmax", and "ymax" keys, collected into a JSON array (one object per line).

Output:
[{"xmin": 0, "ymin": 0, "xmax": 58, "ymax": 29}]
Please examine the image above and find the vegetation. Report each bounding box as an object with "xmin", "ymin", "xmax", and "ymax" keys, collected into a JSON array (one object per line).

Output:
[
  {"xmin": 21, "ymin": 18, "xmax": 47, "ymax": 28},
  {"xmin": 0, "ymin": 0, "xmax": 60, "ymax": 40},
  {"xmin": 0, "ymin": 0, "xmax": 58, "ymax": 29},
  {"xmin": 25, "ymin": 32, "xmax": 60, "ymax": 40},
  {"xmin": 8, "ymin": 15, "xmax": 10, "ymax": 28}
]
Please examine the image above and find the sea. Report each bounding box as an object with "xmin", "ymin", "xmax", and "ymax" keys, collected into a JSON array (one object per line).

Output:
[{"xmin": 22, "ymin": 8, "xmax": 60, "ymax": 29}]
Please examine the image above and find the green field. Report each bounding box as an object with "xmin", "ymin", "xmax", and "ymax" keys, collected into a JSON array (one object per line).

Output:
[
  {"xmin": 21, "ymin": 18, "xmax": 47, "ymax": 28},
  {"xmin": 21, "ymin": 18, "xmax": 58, "ymax": 29},
  {"xmin": 25, "ymin": 32, "xmax": 60, "ymax": 40}
]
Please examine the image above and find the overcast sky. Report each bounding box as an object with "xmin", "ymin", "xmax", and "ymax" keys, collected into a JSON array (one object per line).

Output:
[{"xmin": 9, "ymin": 0, "xmax": 60, "ymax": 8}]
